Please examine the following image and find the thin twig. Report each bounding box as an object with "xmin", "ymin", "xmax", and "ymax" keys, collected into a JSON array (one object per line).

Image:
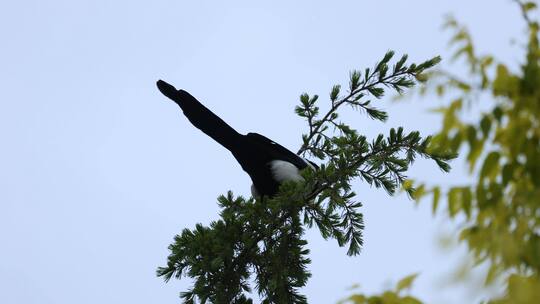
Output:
[{"xmin": 297, "ymin": 70, "xmax": 415, "ymax": 155}]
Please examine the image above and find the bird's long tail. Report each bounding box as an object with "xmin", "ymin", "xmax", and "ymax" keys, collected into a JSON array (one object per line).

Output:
[{"xmin": 157, "ymin": 80, "xmax": 241, "ymax": 152}]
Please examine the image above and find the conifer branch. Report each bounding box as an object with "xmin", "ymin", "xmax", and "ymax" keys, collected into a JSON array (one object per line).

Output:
[
  {"xmin": 297, "ymin": 51, "xmax": 441, "ymax": 156},
  {"xmin": 158, "ymin": 51, "xmax": 452, "ymax": 303}
]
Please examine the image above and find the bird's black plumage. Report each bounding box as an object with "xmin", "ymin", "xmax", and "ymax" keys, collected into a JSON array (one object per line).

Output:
[{"xmin": 157, "ymin": 80, "xmax": 315, "ymax": 197}]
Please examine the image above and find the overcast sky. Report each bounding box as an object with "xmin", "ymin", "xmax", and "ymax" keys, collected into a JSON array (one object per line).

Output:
[{"xmin": 0, "ymin": 1, "xmax": 527, "ymax": 303}]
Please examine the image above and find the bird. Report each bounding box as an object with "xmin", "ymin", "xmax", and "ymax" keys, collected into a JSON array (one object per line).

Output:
[{"xmin": 156, "ymin": 79, "xmax": 317, "ymax": 198}]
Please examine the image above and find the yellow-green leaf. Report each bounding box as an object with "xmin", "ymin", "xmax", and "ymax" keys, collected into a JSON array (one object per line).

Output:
[
  {"xmin": 432, "ymin": 187, "xmax": 441, "ymax": 215},
  {"xmin": 479, "ymin": 151, "xmax": 501, "ymax": 181},
  {"xmin": 448, "ymin": 188, "xmax": 461, "ymax": 217},
  {"xmin": 396, "ymin": 273, "xmax": 419, "ymax": 292}
]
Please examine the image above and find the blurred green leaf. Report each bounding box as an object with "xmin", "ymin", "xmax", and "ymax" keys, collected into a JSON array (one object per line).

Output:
[{"xmin": 396, "ymin": 273, "xmax": 419, "ymax": 292}]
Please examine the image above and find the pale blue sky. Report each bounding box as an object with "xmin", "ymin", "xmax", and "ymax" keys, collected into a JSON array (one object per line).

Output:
[{"xmin": 0, "ymin": 1, "xmax": 526, "ymax": 303}]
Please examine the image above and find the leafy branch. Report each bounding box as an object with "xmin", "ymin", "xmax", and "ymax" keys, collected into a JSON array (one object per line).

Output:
[
  {"xmin": 299, "ymin": 126, "xmax": 455, "ymax": 256},
  {"xmin": 296, "ymin": 51, "xmax": 441, "ymax": 156},
  {"xmin": 158, "ymin": 51, "xmax": 454, "ymax": 303}
]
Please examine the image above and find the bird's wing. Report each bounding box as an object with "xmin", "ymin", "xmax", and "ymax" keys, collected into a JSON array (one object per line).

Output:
[
  {"xmin": 157, "ymin": 80, "xmax": 241, "ymax": 152},
  {"xmin": 246, "ymin": 133, "xmax": 309, "ymax": 169}
]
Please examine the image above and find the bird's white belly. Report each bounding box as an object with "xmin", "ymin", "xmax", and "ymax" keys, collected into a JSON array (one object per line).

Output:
[
  {"xmin": 250, "ymin": 160, "xmax": 305, "ymax": 197},
  {"xmin": 269, "ymin": 160, "xmax": 304, "ymax": 182}
]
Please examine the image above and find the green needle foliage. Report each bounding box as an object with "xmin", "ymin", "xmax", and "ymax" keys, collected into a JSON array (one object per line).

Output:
[{"xmin": 158, "ymin": 51, "xmax": 454, "ymax": 303}]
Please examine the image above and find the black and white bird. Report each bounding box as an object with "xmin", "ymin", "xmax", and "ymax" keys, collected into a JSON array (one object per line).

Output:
[{"xmin": 157, "ymin": 80, "xmax": 317, "ymax": 198}]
